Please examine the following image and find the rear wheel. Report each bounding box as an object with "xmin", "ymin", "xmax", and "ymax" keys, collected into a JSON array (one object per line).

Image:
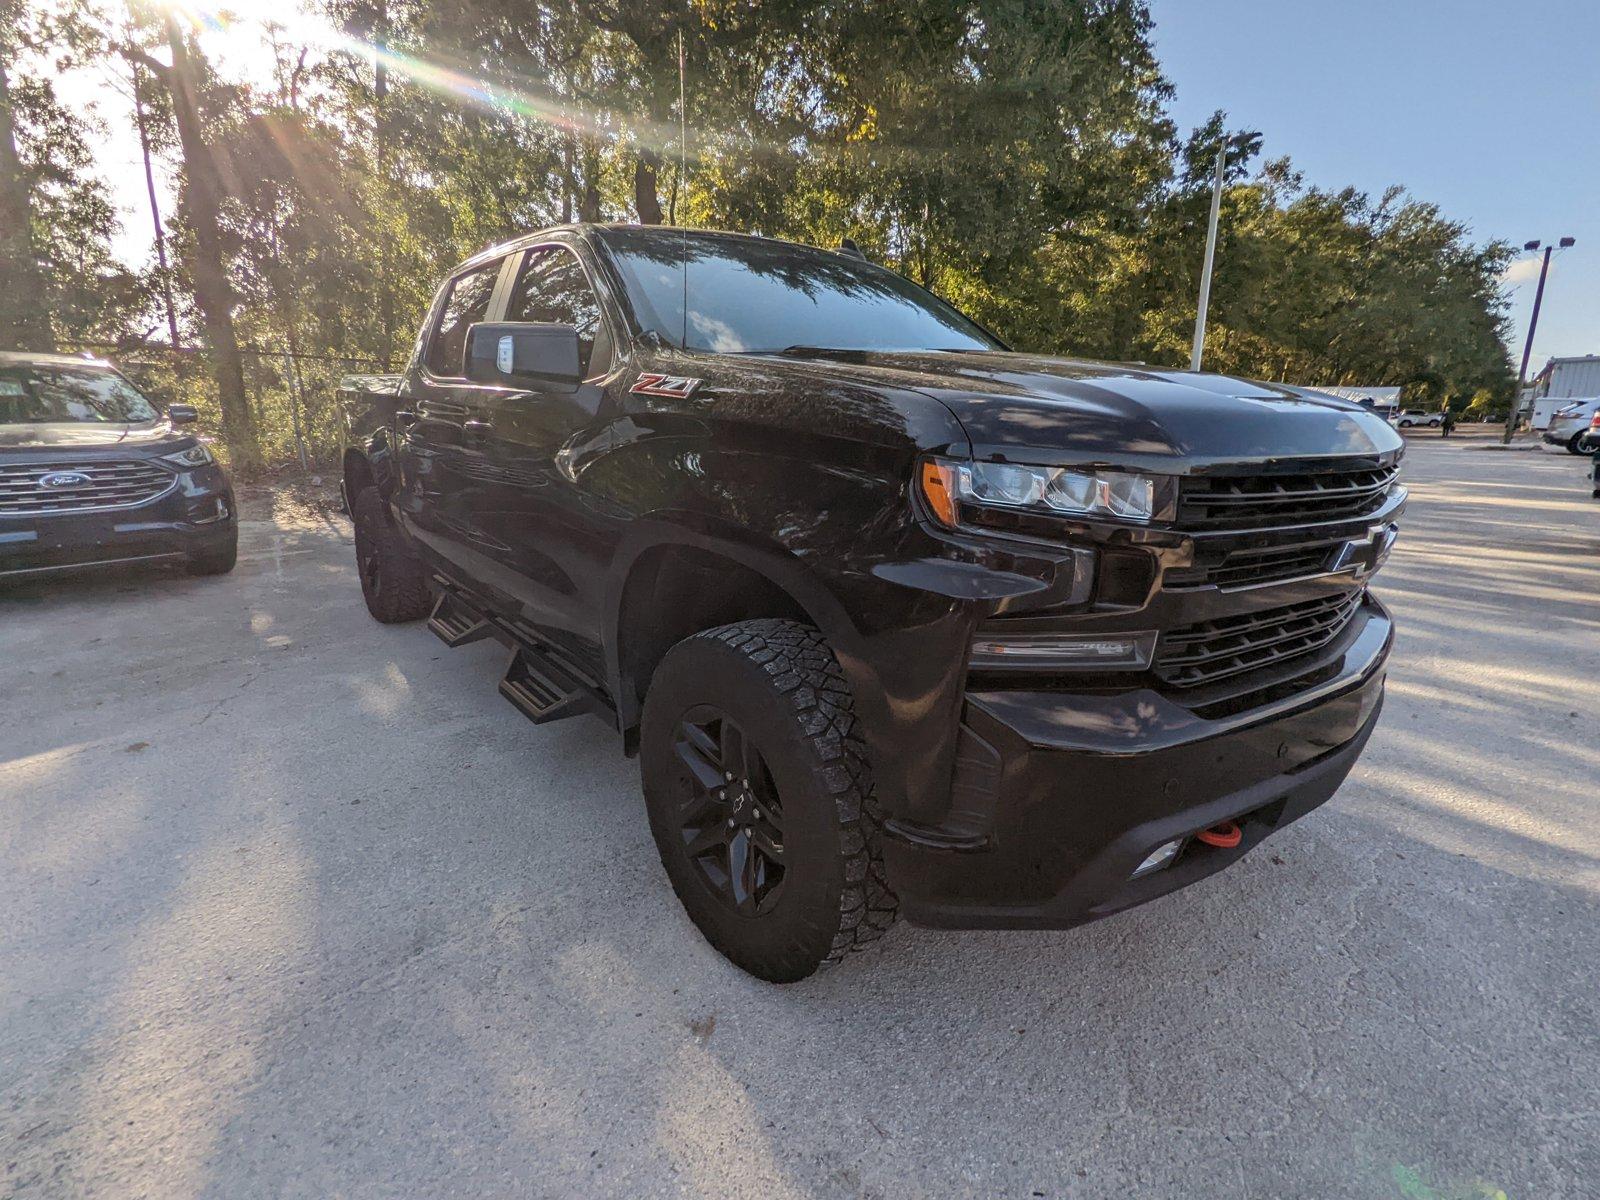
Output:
[
  {"xmin": 1567, "ymin": 431, "xmax": 1593, "ymax": 455},
  {"xmin": 641, "ymin": 619, "xmax": 898, "ymax": 982},
  {"xmin": 351, "ymin": 486, "xmax": 432, "ymax": 623}
]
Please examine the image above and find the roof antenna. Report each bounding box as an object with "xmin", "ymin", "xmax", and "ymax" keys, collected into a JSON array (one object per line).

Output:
[
  {"xmin": 677, "ymin": 25, "xmax": 689, "ymax": 348},
  {"xmin": 838, "ymin": 238, "xmax": 867, "ymax": 262}
]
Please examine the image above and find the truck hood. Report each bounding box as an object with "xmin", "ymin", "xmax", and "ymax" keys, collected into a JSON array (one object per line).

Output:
[
  {"xmin": 0, "ymin": 420, "xmax": 177, "ymax": 452},
  {"xmin": 752, "ymin": 349, "xmax": 1403, "ymax": 473}
]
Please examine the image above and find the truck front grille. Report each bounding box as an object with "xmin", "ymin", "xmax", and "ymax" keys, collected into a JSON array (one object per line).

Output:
[
  {"xmin": 0, "ymin": 460, "xmax": 175, "ymax": 515},
  {"xmin": 1155, "ymin": 591, "xmax": 1363, "ymax": 688},
  {"xmin": 1165, "ymin": 540, "xmax": 1340, "ymax": 590},
  {"xmin": 1178, "ymin": 465, "xmax": 1398, "ymax": 531}
]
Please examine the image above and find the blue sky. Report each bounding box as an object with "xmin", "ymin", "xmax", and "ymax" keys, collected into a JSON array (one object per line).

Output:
[{"xmin": 1151, "ymin": 0, "xmax": 1599, "ymax": 374}]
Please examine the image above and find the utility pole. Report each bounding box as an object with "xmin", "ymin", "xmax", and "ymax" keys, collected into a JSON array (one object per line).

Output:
[
  {"xmin": 1190, "ymin": 146, "xmax": 1226, "ymax": 373},
  {"xmin": 373, "ymin": 2, "xmax": 393, "ymax": 368},
  {"xmin": 1502, "ymin": 237, "xmax": 1575, "ymax": 444}
]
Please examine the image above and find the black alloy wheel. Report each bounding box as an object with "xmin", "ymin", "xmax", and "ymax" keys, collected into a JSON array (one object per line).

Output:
[
  {"xmin": 671, "ymin": 707, "xmax": 787, "ymax": 917},
  {"xmin": 640, "ymin": 619, "xmax": 899, "ymax": 982}
]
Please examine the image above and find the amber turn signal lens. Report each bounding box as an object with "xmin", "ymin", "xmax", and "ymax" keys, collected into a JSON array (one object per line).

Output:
[{"xmin": 919, "ymin": 460, "xmax": 959, "ymax": 528}]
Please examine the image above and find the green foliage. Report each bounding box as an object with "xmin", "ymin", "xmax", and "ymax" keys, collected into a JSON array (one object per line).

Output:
[
  {"xmin": 18, "ymin": 0, "xmax": 1514, "ymax": 466},
  {"xmin": 1, "ymin": 0, "xmax": 148, "ymax": 349}
]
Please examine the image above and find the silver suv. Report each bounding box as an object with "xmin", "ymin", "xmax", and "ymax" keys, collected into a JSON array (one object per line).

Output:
[{"xmin": 1541, "ymin": 398, "xmax": 1600, "ymax": 455}]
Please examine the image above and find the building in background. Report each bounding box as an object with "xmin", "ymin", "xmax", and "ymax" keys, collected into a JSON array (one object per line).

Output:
[{"xmin": 1530, "ymin": 356, "xmax": 1600, "ymax": 429}]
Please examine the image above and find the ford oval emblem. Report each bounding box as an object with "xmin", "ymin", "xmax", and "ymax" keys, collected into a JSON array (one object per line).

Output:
[{"xmin": 39, "ymin": 471, "xmax": 92, "ymax": 489}]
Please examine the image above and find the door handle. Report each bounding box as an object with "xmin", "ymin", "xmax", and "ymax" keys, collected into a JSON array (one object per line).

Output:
[
  {"xmin": 394, "ymin": 409, "xmax": 417, "ymax": 426},
  {"xmin": 463, "ymin": 418, "xmax": 493, "ymax": 438}
]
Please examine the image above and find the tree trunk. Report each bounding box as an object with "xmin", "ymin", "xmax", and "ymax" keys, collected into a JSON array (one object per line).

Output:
[
  {"xmin": 129, "ymin": 57, "xmax": 181, "ymax": 349},
  {"xmin": 633, "ymin": 146, "xmax": 663, "ymax": 225},
  {"xmin": 162, "ymin": 17, "xmax": 258, "ymax": 464},
  {"xmin": 0, "ymin": 55, "xmax": 55, "ymax": 352},
  {"xmin": 577, "ymin": 138, "xmax": 602, "ymax": 222}
]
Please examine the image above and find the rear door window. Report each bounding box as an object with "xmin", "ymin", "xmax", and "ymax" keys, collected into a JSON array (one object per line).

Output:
[
  {"xmin": 426, "ymin": 260, "xmax": 503, "ymax": 377},
  {"xmin": 505, "ymin": 247, "xmax": 607, "ymax": 376}
]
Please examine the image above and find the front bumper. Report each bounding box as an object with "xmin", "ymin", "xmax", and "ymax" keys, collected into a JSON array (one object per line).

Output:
[
  {"xmin": 884, "ymin": 596, "xmax": 1392, "ymax": 929},
  {"xmin": 0, "ymin": 465, "xmax": 235, "ymax": 579}
]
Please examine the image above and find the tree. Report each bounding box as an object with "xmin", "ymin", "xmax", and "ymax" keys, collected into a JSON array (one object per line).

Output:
[
  {"xmin": 0, "ymin": 40, "xmax": 55, "ymax": 351},
  {"xmin": 126, "ymin": 11, "xmax": 259, "ymax": 463},
  {"xmin": 1, "ymin": 1, "xmax": 149, "ymax": 351}
]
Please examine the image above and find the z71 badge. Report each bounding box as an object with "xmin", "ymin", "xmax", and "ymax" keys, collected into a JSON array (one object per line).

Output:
[{"xmin": 629, "ymin": 373, "xmax": 703, "ymax": 399}]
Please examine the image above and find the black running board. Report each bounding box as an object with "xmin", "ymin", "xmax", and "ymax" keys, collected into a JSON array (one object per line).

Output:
[
  {"xmin": 428, "ymin": 585, "xmax": 494, "ymax": 647},
  {"xmin": 499, "ymin": 646, "xmax": 597, "ymax": 725},
  {"xmin": 428, "ymin": 575, "xmax": 611, "ymax": 729}
]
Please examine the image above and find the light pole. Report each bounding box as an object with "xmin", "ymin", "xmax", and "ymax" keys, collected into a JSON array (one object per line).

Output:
[
  {"xmin": 1190, "ymin": 147, "xmax": 1226, "ymax": 372},
  {"xmin": 1503, "ymin": 236, "xmax": 1575, "ymax": 444}
]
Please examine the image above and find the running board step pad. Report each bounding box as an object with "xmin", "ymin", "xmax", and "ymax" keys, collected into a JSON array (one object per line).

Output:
[
  {"xmin": 499, "ymin": 647, "xmax": 593, "ymax": 725},
  {"xmin": 427, "ymin": 587, "xmax": 494, "ymax": 648}
]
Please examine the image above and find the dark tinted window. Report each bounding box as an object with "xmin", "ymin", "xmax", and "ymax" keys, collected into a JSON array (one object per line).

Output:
[
  {"xmin": 426, "ymin": 260, "xmax": 501, "ymax": 376},
  {"xmin": 599, "ymin": 229, "xmax": 1000, "ymax": 355},
  {"xmin": 0, "ymin": 364, "xmax": 160, "ymax": 424},
  {"xmin": 506, "ymin": 247, "xmax": 603, "ymax": 373}
]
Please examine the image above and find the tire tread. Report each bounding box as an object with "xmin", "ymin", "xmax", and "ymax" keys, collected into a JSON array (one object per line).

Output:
[
  {"xmin": 684, "ymin": 619, "xmax": 900, "ymax": 971},
  {"xmin": 352, "ymin": 486, "xmax": 432, "ymax": 623}
]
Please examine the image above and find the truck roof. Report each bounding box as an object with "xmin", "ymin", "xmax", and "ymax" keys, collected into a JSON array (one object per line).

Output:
[{"xmin": 0, "ymin": 350, "xmax": 114, "ymax": 368}]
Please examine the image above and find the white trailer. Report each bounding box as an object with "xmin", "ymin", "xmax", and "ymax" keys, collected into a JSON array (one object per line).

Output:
[{"xmin": 1532, "ymin": 356, "xmax": 1600, "ymax": 429}]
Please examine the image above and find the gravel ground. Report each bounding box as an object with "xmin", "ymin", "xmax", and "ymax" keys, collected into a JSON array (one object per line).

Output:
[{"xmin": 2, "ymin": 435, "xmax": 1597, "ymax": 1199}]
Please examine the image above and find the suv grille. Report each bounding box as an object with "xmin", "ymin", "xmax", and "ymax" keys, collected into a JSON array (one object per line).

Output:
[
  {"xmin": 1179, "ymin": 465, "xmax": 1398, "ymax": 531},
  {"xmin": 1155, "ymin": 591, "xmax": 1363, "ymax": 688},
  {"xmin": 0, "ymin": 460, "xmax": 175, "ymax": 515}
]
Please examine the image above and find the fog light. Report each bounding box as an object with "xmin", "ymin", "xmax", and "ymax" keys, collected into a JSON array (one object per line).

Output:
[
  {"xmin": 969, "ymin": 631, "xmax": 1155, "ymax": 671},
  {"xmin": 1131, "ymin": 838, "xmax": 1184, "ymax": 879}
]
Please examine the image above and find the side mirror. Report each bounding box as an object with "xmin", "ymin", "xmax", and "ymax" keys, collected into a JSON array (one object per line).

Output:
[
  {"xmin": 167, "ymin": 402, "xmax": 199, "ymax": 426},
  {"xmin": 465, "ymin": 322, "xmax": 582, "ymax": 390}
]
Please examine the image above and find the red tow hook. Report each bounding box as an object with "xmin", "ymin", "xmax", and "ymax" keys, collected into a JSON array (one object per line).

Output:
[{"xmin": 1195, "ymin": 821, "xmax": 1243, "ymax": 849}]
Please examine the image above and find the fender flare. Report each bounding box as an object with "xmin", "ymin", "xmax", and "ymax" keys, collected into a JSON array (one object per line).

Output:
[{"xmin": 603, "ymin": 514, "xmax": 913, "ymax": 805}]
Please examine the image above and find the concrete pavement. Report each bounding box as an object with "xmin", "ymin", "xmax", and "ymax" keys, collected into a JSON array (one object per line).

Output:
[{"xmin": 3, "ymin": 439, "xmax": 1597, "ymax": 1199}]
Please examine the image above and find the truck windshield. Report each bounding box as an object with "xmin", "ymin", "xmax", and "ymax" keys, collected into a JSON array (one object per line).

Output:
[
  {"xmin": 599, "ymin": 229, "xmax": 1002, "ymax": 355},
  {"xmin": 0, "ymin": 364, "xmax": 160, "ymax": 424}
]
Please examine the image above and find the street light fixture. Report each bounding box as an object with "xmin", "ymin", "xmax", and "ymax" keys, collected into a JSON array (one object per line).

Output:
[{"xmin": 1503, "ymin": 237, "xmax": 1576, "ymax": 444}]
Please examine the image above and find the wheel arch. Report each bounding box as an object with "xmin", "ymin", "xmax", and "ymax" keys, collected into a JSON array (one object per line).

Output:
[{"xmin": 604, "ymin": 520, "xmax": 890, "ymax": 762}]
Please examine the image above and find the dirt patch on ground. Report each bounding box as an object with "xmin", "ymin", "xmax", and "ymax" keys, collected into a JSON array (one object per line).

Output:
[{"xmin": 235, "ymin": 473, "xmax": 347, "ymax": 526}]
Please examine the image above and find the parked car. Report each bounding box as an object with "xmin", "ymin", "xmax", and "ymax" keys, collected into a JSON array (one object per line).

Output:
[
  {"xmin": 339, "ymin": 225, "xmax": 1405, "ymax": 982},
  {"xmin": 1539, "ymin": 397, "xmax": 1600, "ymax": 455},
  {"xmin": 1395, "ymin": 409, "xmax": 1443, "ymax": 428},
  {"xmin": 0, "ymin": 352, "xmax": 237, "ymax": 581},
  {"xmin": 1581, "ymin": 412, "xmax": 1600, "ymax": 496}
]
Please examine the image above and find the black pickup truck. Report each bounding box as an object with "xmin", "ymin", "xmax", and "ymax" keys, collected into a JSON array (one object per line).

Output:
[{"xmin": 339, "ymin": 225, "xmax": 1404, "ymax": 982}]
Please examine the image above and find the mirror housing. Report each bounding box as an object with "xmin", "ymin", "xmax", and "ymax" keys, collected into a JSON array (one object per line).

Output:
[
  {"xmin": 167, "ymin": 402, "xmax": 199, "ymax": 426},
  {"xmin": 465, "ymin": 322, "xmax": 582, "ymax": 390}
]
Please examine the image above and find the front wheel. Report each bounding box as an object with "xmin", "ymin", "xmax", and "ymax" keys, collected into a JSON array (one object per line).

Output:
[
  {"xmin": 641, "ymin": 619, "xmax": 899, "ymax": 982},
  {"xmin": 186, "ymin": 534, "xmax": 238, "ymax": 576}
]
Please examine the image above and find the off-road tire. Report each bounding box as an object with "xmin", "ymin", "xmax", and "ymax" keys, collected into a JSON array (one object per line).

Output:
[
  {"xmin": 186, "ymin": 534, "xmax": 238, "ymax": 576},
  {"xmin": 351, "ymin": 486, "xmax": 432, "ymax": 623},
  {"xmin": 641, "ymin": 619, "xmax": 899, "ymax": 982}
]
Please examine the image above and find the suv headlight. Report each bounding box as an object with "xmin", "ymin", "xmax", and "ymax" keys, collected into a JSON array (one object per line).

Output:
[
  {"xmin": 161, "ymin": 445, "xmax": 214, "ymax": 469},
  {"xmin": 920, "ymin": 458, "xmax": 1157, "ymax": 526}
]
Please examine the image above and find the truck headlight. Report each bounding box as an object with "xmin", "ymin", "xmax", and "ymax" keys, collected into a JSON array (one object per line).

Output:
[
  {"xmin": 920, "ymin": 458, "xmax": 1156, "ymax": 526},
  {"xmin": 161, "ymin": 445, "xmax": 214, "ymax": 468}
]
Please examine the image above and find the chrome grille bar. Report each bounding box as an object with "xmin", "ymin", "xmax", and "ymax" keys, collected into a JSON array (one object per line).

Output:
[{"xmin": 0, "ymin": 460, "xmax": 176, "ymax": 515}]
